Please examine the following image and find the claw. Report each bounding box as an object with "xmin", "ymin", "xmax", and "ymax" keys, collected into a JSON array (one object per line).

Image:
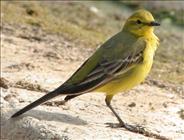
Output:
[
  {"xmin": 106, "ymin": 122, "xmax": 146, "ymax": 133},
  {"xmin": 124, "ymin": 123, "xmax": 146, "ymax": 133},
  {"xmin": 105, "ymin": 122, "xmax": 169, "ymax": 140}
]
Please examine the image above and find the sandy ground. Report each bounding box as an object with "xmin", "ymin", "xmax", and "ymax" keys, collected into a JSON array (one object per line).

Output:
[{"xmin": 1, "ymin": 23, "xmax": 184, "ymax": 140}]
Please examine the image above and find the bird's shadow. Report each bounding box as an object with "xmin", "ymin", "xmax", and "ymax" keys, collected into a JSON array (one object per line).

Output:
[{"xmin": 11, "ymin": 109, "xmax": 87, "ymax": 126}]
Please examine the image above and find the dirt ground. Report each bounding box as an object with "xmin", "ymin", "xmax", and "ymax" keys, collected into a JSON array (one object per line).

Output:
[{"xmin": 1, "ymin": 21, "xmax": 184, "ymax": 140}]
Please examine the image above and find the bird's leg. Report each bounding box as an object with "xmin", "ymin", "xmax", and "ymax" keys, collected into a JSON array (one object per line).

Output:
[
  {"xmin": 105, "ymin": 95, "xmax": 126, "ymax": 128},
  {"xmin": 105, "ymin": 96, "xmax": 170, "ymax": 140},
  {"xmin": 105, "ymin": 95, "xmax": 146, "ymax": 132}
]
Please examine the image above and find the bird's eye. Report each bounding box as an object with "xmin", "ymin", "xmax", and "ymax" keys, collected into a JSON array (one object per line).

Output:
[{"xmin": 137, "ymin": 20, "xmax": 141, "ymax": 24}]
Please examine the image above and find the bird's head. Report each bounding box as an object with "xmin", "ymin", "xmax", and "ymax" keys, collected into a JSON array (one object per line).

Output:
[{"xmin": 123, "ymin": 9, "xmax": 160, "ymax": 37}]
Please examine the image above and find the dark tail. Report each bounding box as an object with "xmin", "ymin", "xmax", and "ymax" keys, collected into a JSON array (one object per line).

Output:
[{"xmin": 11, "ymin": 87, "xmax": 66, "ymax": 118}]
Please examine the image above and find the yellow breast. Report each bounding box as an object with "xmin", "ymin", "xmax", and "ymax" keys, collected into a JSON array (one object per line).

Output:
[{"xmin": 96, "ymin": 36, "xmax": 158, "ymax": 96}]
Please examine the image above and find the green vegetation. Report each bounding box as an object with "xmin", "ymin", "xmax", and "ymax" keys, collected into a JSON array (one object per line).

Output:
[{"xmin": 2, "ymin": 1, "xmax": 107, "ymax": 47}]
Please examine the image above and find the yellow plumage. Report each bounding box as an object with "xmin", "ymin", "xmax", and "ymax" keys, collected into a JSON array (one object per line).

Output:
[{"xmin": 96, "ymin": 33, "xmax": 159, "ymax": 96}]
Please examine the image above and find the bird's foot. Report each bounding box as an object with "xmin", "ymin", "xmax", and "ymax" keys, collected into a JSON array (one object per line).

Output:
[
  {"xmin": 106, "ymin": 122, "xmax": 145, "ymax": 132},
  {"xmin": 123, "ymin": 123, "xmax": 146, "ymax": 133},
  {"xmin": 106, "ymin": 122, "xmax": 169, "ymax": 140}
]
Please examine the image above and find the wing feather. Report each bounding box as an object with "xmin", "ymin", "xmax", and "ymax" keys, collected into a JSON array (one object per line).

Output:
[{"xmin": 62, "ymin": 36, "xmax": 146, "ymax": 94}]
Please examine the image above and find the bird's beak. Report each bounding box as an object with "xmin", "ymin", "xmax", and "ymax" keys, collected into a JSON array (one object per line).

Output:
[{"xmin": 149, "ymin": 21, "xmax": 160, "ymax": 26}]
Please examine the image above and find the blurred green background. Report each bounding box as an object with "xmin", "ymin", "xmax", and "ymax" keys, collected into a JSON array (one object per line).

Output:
[{"xmin": 1, "ymin": 1, "xmax": 184, "ymax": 86}]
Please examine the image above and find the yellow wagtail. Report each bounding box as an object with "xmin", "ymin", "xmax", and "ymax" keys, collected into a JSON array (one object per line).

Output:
[{"xmin": 11, "ymin": 9, "xmax": 160, "ymax": 132}]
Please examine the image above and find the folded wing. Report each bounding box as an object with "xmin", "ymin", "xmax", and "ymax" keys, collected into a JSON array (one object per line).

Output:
[{"xmin": 60, "ymin": 37, "xmax": 146, "ymax": 94}]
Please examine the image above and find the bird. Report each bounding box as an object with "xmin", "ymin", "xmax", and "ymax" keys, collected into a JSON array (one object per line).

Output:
[{"xmin": 11, "ymin": 9, "xmax": 160, "ymax": 133}]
